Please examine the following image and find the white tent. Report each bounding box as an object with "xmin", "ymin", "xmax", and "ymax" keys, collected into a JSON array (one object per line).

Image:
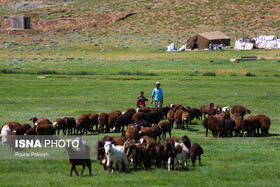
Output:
[
  {"xmin": 255, "ymin": 35, "xmax": 280, "ymax": 49},
  {"xmin": 234, "ymin": 39, "xmax": 254, "ymax": 50},
  {"xmin": 167, "ymin": 43, "xmax": 177, "ymax": 52}
]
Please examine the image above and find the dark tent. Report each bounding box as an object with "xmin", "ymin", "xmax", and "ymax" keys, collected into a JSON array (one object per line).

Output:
[{"xmin": 186, "ymin": 31, "xmax": 230, "ymax": 49}]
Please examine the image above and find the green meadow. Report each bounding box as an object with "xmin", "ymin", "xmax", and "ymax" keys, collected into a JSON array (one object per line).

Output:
[{"xmin": 0, "ymin": 39, "xmax": 280, "ymax": 186}]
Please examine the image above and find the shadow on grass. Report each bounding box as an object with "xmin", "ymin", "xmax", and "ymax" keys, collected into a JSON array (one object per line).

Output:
[
  {"xmin": 171, "ymin": 167, "xmax": 195, "ymax": 172},
  {"xmin": 190, "ymin": 122, "xmax": 199, "ymax": 125},
  {"xmin": 267, "ymin": 133, "xmax": 280, "ymax": 137},
  {"xmin": 186, "ymin": 128, "xmax": 199, "ymax": 132}
]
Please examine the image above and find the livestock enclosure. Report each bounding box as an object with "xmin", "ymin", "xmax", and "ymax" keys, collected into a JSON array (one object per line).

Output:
[{"xmin": 0, "ymin": 34, "xmax": 280, "ymax": 186}]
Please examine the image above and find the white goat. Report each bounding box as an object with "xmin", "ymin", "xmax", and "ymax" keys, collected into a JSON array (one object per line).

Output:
[
  {"xmin": 173, "ymin": 142, "xmax": 190, "ymax": 169},
  {"xmin": 74, "ymin": 136, "xmax": 86, "ymax": 150},
  {"xmin": 1, "ymin": 125, "xmax": 11, "ymax": 145},
  {"xmin": 222, "ymin": 106, "xmax": 230, "ymax": 113},
  {"xmin": 104, "ymin": 141, "xmax": 130, "ymax": 173}
]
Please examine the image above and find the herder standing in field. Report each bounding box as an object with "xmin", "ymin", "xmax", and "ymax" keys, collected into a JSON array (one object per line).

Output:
[
  {"xmin": 136, "ymin": 91, "xmax": 148, "ymax": 108},
  {"xmin": 151, "ymin": 82, "xmax": 163, "ymax": 108}
]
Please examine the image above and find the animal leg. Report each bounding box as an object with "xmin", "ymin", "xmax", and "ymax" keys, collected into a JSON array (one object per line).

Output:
[
  {"xmin": 199, "ymin": 155, "xmax": 201, "ymax": 165},
  {"xmin": 73, "ymin": 166, "xmax": 79, "ymax": 176},
  {"xmin": 123, "ymin": 157, "xmax": 130, "ymax": 172},
  {"xmin": 184, "ymin": 156, "xmax": 187, "ymax": 167},
  {"xmin": 161, "ymin": 159, "xmax": 166, "ymax": 169},
  {"xmin": 117, "ymin": 162, "xmax": 122, "ymax": 172},
  {"xmin": 168, "ymin": 157, "xmax": 171, "ymax": 171},
  {"xmin": 174, "ymin": 158, "xmax": 178, "ymax": 170},
  {"xmin": 112, "ymin": 161, "xmax": 116, "ymax": 173},
  {"xmin": 70, "ymin": 166, "xmax": 74, "ymax": 177},
  {"xmin": 81, "ymin": 164, "xmax": 85, "ymax": 175},
  {"xmin": 86, "ymin": 162, "xmax": 92, "ymax": 176},
  {"xmin": 180, "ymin": 159, "xmax": 184, "ymax": 169}
]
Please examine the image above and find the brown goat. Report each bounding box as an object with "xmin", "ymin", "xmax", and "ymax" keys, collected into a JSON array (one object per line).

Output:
[
  {"xmin": 113, "ymin": 136, "xmax": 126, "ymax": 146},
  {"xmin": 132, "ymin": 112, "xmax": 147, "ymax": 122},
  {"xmin": 181, "ymin": 111, "xmax": 191, "ymax": 130},
  {"xmin": 167, "ymin": 110, "xmax": 175, "ymax": 128},
  {"xmin": 3, "ymin": 122, "xmax": 22, "ymax": 132},
  {"xmin": 162, "ymin": 140, "xmax": 181, "ymax": 171},
  {"xmin": 207, "ymin": 108, "xmax": 219, "ymax": 116},
  {"xmin": 159, "ymin": 121, "xmax": 171, "ymax": 139},
  {"xmin": 30, "ymin": 117, "xmax": 52, "ymax": 126},
  {"xmin": 53, "ymin": 118, "xmax": 67, "ymax": 136},
  {"xmin": 98, "ymin": 113, "xmax": 109, "ymax": 133},
  {"xmin": 174, "ymin": 110, "xmax": 184, "ymax": 129},
  {"xmin": 151, "ymin": 124, "xmax": 162, "ymax": 143},
  {"xmin": 257, "ymin": 115, "xmax": 271, "ymax": 136},
  {"xmin": 166, "ymin": 137, "xmax": 179, "ymax": 144},
  {"xmin": 242, "ymin": 116, "xmax": 261, "ymax": 137},
  {"xmin": 139, "ymin": 126, "xmax": 154, "ymax": 138},
  {"xmin": 137, "ymin": 107, "xmax": 151, "ymax": 113},
  {"xmin": 114, "ymin": 112, "xmax": 134, "ymax": 132},
  {"xmin": 126, "ymin": 144, "xmax": 151, "ymax": 171},
  {"xmin": 231, "ymin": 113, "xmax": 243, "ymax": 136},
  {"xmin": 63, "ymin": 117, "xmax": 76, "ymax": 135},
  {"xmin": 190, "ymin": 108, "xmax": 202, "ymax": 120},
  {"xmin": 35, "ymin": 123, "xmax": 55, "ymax": 135},
  {"xmin": 155, "ymin": 144, "xmax": 165, "ymax": 168},
  {"xmin": 24, "ymin": 128, "xmax": 36, "ymax": 135},
  {"xmin": 77, "ymin": 114, "xmax": 91, "ymax": 134},
  {"xmin": 123, "ymin": 108, "xmax": 136, "ymax": 114},
  {"xmin": 139, "ymin": 136, "xmax": 157, "ymax": 153},
  {"xmin": 214, "ymin": 105, "xmax": 222, "ymax": 113},
  {"xmin": 231, "ymin": 105, "xmax": 251, "ymax": 119},
  {"xmin": 107, "ymin": 111, "xmax": 122, "ymax": 132},
  {"xmin": 89, "ymin": 113, "xmax": 99, "ymax": 131},
  {"xmin": 65, "ymin": 145, "xmax": 92, "ymax": 177},
  {"xmin": 12, "ymin": 126, "xmax": 25, "ymax": 135},
  {"xmin": 125, "ymin": 124, "xmax": 140, "ymax": 141},
  {"xmin": 190, "ymin": 143, "xmax": 204, "ymax": 166},
  {"xmin": 202, "ymin": 115, "xmax": 224, "ymax": 137},
  {"xmin": 200, "ymin": 103, "xmax": 214, "ymax": 119}
]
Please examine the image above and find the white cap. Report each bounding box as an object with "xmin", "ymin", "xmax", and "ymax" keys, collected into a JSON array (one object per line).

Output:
[{"xmin": 155, "ymin": 82, "xmax": 160, "ymax": 85}]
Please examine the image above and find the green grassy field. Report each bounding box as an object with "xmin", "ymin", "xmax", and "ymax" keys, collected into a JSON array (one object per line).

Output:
[{"xmin": 0, "ymin": 40, "xmax": 280, "ymax": 186}]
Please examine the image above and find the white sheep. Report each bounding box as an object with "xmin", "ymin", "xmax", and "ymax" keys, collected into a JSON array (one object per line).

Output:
[
  {"xmin": 173, "ymin": 142, "xmax": 190, "ymax": 169},
  {"xmin": 1, "ymin": 125, "xmax": 11, "ymax": 145},
  {"xmin": 104, "ymin": 141, "xmax": 130, "ymax": 173},
  {"xmin": 222, "ymin": 106, "xmax": 230, "ymax": 113}
]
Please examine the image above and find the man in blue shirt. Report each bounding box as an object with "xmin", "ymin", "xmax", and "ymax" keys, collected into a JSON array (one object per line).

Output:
[{"xmin": 151, "ymin": 82, "xmax": 163, "ymax": 108}]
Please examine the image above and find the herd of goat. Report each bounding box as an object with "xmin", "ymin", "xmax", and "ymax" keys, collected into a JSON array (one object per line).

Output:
[{"xmin": 0, "ymin": 103, "xmax": 271, "ymax": 176}]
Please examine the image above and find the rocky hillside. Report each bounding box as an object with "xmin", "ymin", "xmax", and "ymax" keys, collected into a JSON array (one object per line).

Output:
[{"xmin": 0, "ymin": 0, "xmax": 279, "ymax": 36}]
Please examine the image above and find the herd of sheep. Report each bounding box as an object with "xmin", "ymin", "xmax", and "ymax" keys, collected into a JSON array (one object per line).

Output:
[{"xmin": 0, "ymin": 103, "xmax": 271, "ymax": 176}]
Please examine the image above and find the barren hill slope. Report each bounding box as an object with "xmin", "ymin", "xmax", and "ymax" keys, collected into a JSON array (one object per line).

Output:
[{"xmin": 0, "ymin": 0, "xmax": 279, "ymax": 36}]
